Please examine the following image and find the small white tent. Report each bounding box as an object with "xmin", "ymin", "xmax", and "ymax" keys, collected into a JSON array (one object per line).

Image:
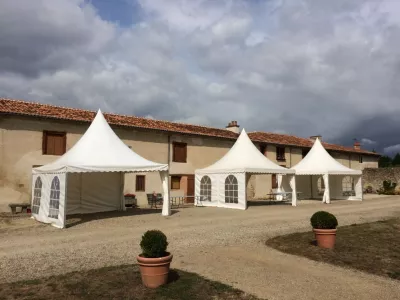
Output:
[
  {"xmin": 31, "ymin": 110, "xmax": 170, "ymax": 228},
  {"xmin": 291, "ymin": 138, "xmax": 362, "ymax": 203},
  {"xmin": 195, "ymin": 129, "xmax": 296, "ymax": 210}
]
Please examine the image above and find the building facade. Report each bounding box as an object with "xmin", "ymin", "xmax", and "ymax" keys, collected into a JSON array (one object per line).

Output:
[{"xmin": 0, "ymin": 99, "xmax": 379, "ymax": 211}]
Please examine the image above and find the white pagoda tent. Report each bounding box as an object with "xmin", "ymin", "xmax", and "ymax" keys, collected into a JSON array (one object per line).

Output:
[
  {"xmin": 291, "ymin": 138, "xmax": 362, "ymax": 203},
  {"xmin": 31, "ymin": 110, "xmax": 170, "ymax": 228},
  {"xmin": 195, "ymin": 129, "xmax": 296, "ymax": 210}
]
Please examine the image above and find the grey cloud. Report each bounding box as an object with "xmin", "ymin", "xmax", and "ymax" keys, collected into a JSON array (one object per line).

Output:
[{"xmin": 0, "ymin": 0, "xmax": 400, "ymax": 155}]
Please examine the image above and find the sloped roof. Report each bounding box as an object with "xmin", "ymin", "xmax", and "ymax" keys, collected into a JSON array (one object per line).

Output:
[
  {"xmin": 248, "ymin": 131, "xmax": 378, "ymax": 156},
  {"xmin": 0, "ymin": 98, "xmax": 379, "ymax": 156},
  {"xmin": 0, "ymin": 98, "xmax": 238, "ymax": 140},
  {"xmin": 196, "ymin": 129, "xmax": 294, "ymax": 174},
  {"xmin": 33, "ymin": 110, "xmax": 168, "ymax": 174},
  {"xmin": 291, "ymin": 138, "xmax": 362, "ymax": 175}
]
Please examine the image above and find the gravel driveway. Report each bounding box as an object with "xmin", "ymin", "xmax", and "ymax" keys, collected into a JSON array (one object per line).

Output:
[{"xmin": 1, "ymin": 196, "xmax": 400, "ymax": 300}]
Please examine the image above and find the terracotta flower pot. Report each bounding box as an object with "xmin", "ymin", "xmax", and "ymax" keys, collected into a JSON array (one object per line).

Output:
[
  {"xmin": 137, "ymin": 253, "xmax": 173, "ymax": 288},
  {"xmin": 313, "ymin": 228, "xmax": 337, "ymax": 249}
]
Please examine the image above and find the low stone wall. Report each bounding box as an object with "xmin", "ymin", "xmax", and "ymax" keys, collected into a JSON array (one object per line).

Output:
[{"xmin": 362, "ymin": 168, "xmax": 400, "ymax": 192}]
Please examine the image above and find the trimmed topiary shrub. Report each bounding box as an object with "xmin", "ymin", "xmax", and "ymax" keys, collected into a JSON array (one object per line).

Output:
[
  {"xmin": 310, "ymin": 211, "xmax": 338, "ymax": 229},
  {"xmin": 140, "ymin": 230, "xmax": 168, "ymax": 258}
]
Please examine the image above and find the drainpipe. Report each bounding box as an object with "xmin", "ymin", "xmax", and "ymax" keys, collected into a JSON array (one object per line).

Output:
[
  {"xmin": 289, "ymin": 147, "xmax": 292, "ymax": 167},
  {"xmin": 167, "ymin": 134, "xmax": 171, "ymax": 200}
]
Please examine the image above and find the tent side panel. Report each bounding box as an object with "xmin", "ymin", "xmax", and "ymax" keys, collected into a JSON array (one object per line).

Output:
[
  {"xmin": 295, "ymin": 175, "xmax": 312, "ymax": 199},
  {"xmin": 32, "ymin": 173, "xmax": 66, "ymax": 228},
  {"xmin": 218, "ymin": 173, "xmax": 246, "ymax": 210},
  {"xmin": 73, "ymin": 172, "xmax": 122, "ymax": 214},
  {"xmin": 66, "ymin": 173, "xmax": 82, "ymax": 214},
  {"xmin": 195, "ymin": 173, "xmax": 219, "ymax": 207}
]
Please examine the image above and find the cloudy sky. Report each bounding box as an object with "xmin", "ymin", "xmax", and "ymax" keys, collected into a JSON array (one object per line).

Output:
[{"xmin": 1, "ymin": 0, "xmax": 400, "ymax": 155}]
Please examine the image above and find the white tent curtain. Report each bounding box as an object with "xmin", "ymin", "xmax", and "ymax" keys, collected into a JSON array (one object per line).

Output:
[
  {"xmin": 276, "ymin": 174, "xmax": 283, "ymax": 200},
  {"xmin": 289, "ymin": 175, "xmax": 297, "ymax": 206},
  {"xmin": 322, "ymin": 174, "xmax": 330, "ymax": 204},
  {"xmin": 160, "ymin": 171, "xmax": 171, "ymax": 216}
]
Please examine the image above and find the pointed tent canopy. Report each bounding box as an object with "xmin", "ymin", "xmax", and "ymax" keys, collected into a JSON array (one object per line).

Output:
[
  {"xmin": 33, "ymin": 110, "xmax": 168, "ymax": 174},
  {"xmin": 291, "ymin": 138, "xmax": 361, "ymax": 175},
  {"xmin": 196, "ymin": 129, "xmax": 294, "ymax": 174}
]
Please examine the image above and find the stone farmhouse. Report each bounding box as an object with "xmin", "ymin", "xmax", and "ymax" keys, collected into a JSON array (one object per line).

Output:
[{"xmin": 0, "ymin": 98, "xmax": 379, "ymax": 211}]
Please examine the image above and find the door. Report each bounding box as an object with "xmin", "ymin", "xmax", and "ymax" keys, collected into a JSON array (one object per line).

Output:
[{"xmin": 186, "ymin": 175, "xmax": 195, "ymax": 203}]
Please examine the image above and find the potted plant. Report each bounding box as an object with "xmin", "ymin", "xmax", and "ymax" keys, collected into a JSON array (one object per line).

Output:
[
  {"xmin": 310, "ymin": 211, "xmax": 338, "ymax": 249},
  {"xmin": 124, "ymin": 193, "xmax": 137, "ymax": 208},
  {"xmin": 137, "ymin": 230, "xmax": 173, "ymax": 288}
]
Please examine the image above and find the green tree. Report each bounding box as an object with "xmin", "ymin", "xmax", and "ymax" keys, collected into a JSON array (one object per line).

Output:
[
  {"xmin": 379, "ymin": 155, "xmax": 392, "ymax": 168},
  {"xmin": 392, "ymin": 153, "xmax": 400, "ymax": 166}
]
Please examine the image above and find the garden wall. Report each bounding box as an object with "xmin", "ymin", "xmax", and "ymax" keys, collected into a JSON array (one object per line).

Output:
[{"xmin": 362, "ymin": 168, "xmax": 400, "ymax": 192}]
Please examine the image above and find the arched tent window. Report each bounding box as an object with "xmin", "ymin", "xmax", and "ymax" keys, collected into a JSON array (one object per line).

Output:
[
  {"xmin": 48, "ymin": 176, "xmax": 60, "ymax": 219},
  {"xmin": 200, "ymin": 176, "xmax": 212, "ymax": 201},
  {"xmin": 317, "ymin": 176, "xmax": 325, "ymax": 196},
  {"xmin": 32, "ymin": 177, "xmax": 42, "ymax": 214},
  {"xmin": 342, "ymin": 176, "xmax": 355, "ymax": 196},
  {"xmin": 225, "ymin": 175, "xmax": 238, "ymax": 204}
]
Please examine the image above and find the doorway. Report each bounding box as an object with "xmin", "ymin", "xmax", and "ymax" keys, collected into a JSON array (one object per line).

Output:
[{"xmin": 186, "ymin": 175, "xmax": 195, "ymax": 203}]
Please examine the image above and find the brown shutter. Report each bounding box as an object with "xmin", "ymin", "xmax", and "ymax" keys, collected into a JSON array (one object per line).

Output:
[
  {"xmin": 272, "ymin": 174, "xmax": 278, "ymax": 189},
  {"xmin": 43, "ymin": 131, "xmax": 66, "ymax": 155},
  {"xmin": 136, "ymin": 175, "xmax": 145, "ymax": 191},
  {"xmin": 173, "ymin": 143, "xmax": 187, "ymax": 162}
]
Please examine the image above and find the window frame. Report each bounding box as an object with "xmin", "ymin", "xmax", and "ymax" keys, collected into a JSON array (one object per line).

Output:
[
  {"xmin": 359, "ymin": 155, "xmax": 363, "ymax": 163},
  {"xmin": 172, "ymin": 142, "xmax": 187, "ymax": 163},
  {"xmin": 276, "ymin": 146, "xmax": 285, "ymax": 161},
  {"xmin": 259, "ymin": 144, "xmax": 267, "ymax": 156},
  {"xmin": 225, "ymin": 175, "xmax": 238, "ymax": 204},
  {"xmin": 48, "ymin": 176, "xmax": 60, "ymax": 219},
  {"xmin": 135, "ymin": 175, "xmax": 146, "ymax": 192},
  {"xmin": 200, "ymin": 176, "xmax": 212, "ymax": 201},
  {"xmin": 42, "ymin": 131, "xmax": 67, "ymax": 156},
  {"xmin": 32, "ymin": 177, "xmax": 42, "ymax": 214},
  {"xmin": 171, "ymin": 176, "xmax": 181, "ymax": 190}
]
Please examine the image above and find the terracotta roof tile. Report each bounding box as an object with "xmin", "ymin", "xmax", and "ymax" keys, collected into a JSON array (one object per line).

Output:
[
  {"xmin": 0, "ymin": 98, "xmax": 379, "ymax": 156},
  {"xmin": 0, "ymin": 98, "xmax": 238, "ymax": 139},
  {"xmin": 248, "ymin": 131, "xmax": 379, "ymax": 156}
]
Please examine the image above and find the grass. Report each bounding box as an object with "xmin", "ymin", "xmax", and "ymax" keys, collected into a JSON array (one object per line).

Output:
[
  {"xmin": 266, "ymin": 218, "xmax": 400, "ymax": 280},
  {"xmin": 0, "ymin": 265, "xmax": 260, "ymax": 300}
]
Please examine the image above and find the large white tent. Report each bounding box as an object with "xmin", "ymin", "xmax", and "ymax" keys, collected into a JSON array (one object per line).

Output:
[
  {"xmin": 31, "ymin": 110, "xmax": 170, "ymax": 228},
  {"xmin": 195, "ymin": 129, "xmax": 296, "ymax": 210},
  {"xmin": 291, "ymin": 138, "xmax": 362, "ymax": 203}
]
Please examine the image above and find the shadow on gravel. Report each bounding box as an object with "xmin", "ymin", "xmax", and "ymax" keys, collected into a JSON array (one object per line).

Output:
[{"xmin": 66, "ymin": 208, "xmax": 180, "ymax": 228}]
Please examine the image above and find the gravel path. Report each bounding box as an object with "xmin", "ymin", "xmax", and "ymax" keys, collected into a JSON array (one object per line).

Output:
[{"xmin": 1, "ymin": 196, "xmax": 400, "ymax": 300}]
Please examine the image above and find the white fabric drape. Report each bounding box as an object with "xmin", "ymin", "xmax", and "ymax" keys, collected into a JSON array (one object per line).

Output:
[
  {"xmin": 277, "ymin": 174, "xmax": 283, "ymax": 200},
  {"xmin": 160, "ymin": 171, "xmax": 171, "ymax": 216},
  {"xmin": 355, "ymin": 175, "xmax": 363, "ymax": 200},
  {"xmin": 322, "ymin": 174, "xmax": 330, "ymax": 204},
  {"xmin": 289, "ymin": 174, "xmax": 297, "ymax": 206}
]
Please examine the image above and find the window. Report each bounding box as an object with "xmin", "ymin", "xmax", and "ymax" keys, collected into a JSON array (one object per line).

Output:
[
  {"xmin": 172, "ymin": 142, "xmax": 187, "ymax": 163},
  {"xmin": 276, "ymin": 146, "xmax": 285, "ymax": 161},
  {"xmin": 272, "ymin": 174, "xmax": 278, "ymax": 189},
  {"xmin": 200, "ymin": 176, "xmax": 212, "ymax": 201},
  {"xmin": 32, "ymin": 177, "xmax": 42, "ymax": 214},
  {"xmin": 135, "ymin": 175, "xmax": 145, "ymax": 191},
  {"xmin": 259, "ymin": 144, "xmax": 267, "ymax": 155},
  {"xmin": 43, "ymin": 131, "xmax": 66, "ymax": 155},
  {"xmin": 342, "ymin": 176, "xmax": 355, "ymax": 196},
  {"xmin": 317, "ymin": 176, "xmax": 325, "ymax": 196},
  {"xmin": 359, "ymin": 155, "xmax": 363, "ymax": 163},
  {"xmin": 48, "ymin": 176, "xmax": 60, "ymax": 219},
  {"xmin": 302, "ymin": 149, "xmax": 309, "ymax": 158},
  {"xmin": 171, "ymin": 176, "xmax": 181, "ymax": 190},
  {"xmin": 225, "ymin": 175, "xmax": 238, "ymax": 204}
]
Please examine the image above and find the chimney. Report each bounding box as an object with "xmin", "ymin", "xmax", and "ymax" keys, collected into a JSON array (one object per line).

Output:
[
  {"xmin": 226, "ymin": 120, "xmax": 240, "ymax": 134},
  {"xmin": 309, "ymin": 135, "xmax": 322, "ymax": 141},
  {"xmin": 354, "ymin": 140, "xmax": 361, "ymax": 150}
]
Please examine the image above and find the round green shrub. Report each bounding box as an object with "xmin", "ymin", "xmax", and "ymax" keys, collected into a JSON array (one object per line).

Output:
[
  {"xmin": 310, "ymin": 211, "xmax": 338, "ymax": 229},
  {"xmin": 140, "ymin": 230, "xmax": 168, "ymax": 258}
]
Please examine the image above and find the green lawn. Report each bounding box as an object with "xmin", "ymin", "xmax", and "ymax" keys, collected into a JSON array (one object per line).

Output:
[
  {"xmin": 266, "ymin": 218, "xmax": 400, "ymax": 280},
  {"xmin": 0, "ymin": 265, "xmax": 260, "ymax": 300}
]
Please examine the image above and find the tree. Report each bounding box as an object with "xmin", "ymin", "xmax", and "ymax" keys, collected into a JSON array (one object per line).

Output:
[
  {"xmin": 392, "ymin": 153, "xmax": 400, "ymax": 166},
  {"xmin": 379, "ymin": 155, "xmax": 392, "ymax": 168}
]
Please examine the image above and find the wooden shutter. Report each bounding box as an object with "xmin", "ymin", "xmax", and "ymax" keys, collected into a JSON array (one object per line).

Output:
[
  {"xmin": 171, "ymin": 176, "xmax": 181, "ymax": 189},
  {"xmin": 43, "ymin": 131, "xmax": 66, "ymax": 155},
  {"xmin": 173, "ymin": 143, "xmax": 187, "ymax": 163},
  {"xmin": 135, "ymin": 175, "xmax": 145, "ymax": 191},
  {"xmin": 272, "ymin": 174, "xmax": 278, "ymax": 189}
]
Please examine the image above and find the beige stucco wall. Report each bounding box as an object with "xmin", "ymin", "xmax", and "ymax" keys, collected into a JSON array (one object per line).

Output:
[{"xmin": 0, "ymin": 115, "xmax": 235, "ymax": 210}]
